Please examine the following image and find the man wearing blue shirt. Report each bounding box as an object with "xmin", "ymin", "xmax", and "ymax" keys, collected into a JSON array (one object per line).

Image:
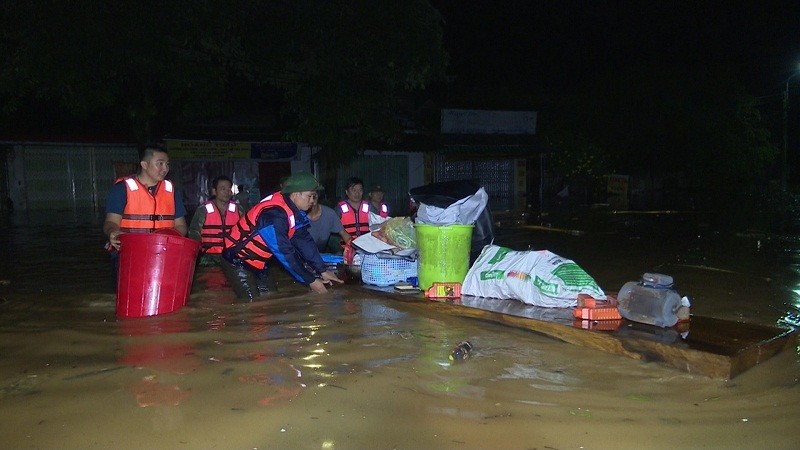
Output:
[{"xmin": 102, "ymin": 145, "xmax": 187, "ymax": 286}]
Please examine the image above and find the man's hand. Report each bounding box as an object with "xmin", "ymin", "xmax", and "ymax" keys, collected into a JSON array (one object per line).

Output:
[
  {"xmin": 310, "ymin": 271, "xmax": 344, "ymax": 293},
  {"xmin": 103, "ymin": 213, "xmax": 123, "ymax": 250},
  {"xmin": 108, "ymin": 230, "xmax": 123, "ymax": 250},
  {"xmin": 309, "ymin": 279, "xmax": 329, "ymax": 294},
  {"xmin": 320, "ymin": 270, "xmax": 344, "ymax": 285},
  {"xmin": 174, "ymin": 217, "xmax": 188, "ymax": 236}
]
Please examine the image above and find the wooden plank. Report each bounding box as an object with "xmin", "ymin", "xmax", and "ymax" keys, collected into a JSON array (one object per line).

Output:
[{"xmin": 354, "ymin": 285, "xmax": 797, "ymax": 380}]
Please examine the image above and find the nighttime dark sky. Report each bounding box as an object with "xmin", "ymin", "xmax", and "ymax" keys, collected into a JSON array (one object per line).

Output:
[
  {"xmin": 432, "ymin": 1, "xmax": 800, "ymax": 97},
  {"xmin": 3, "ymin": 1, "xmax": 798, "ymax": 140}
]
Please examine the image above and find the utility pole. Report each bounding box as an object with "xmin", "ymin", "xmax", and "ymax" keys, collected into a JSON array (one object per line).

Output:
[
  {"xmin": 783, "ymin": 80, "xmax": 789, "ymax": 193},
  {"xmin": 783, "ymin": 69, "xmax": 800, "ymax": 194}
]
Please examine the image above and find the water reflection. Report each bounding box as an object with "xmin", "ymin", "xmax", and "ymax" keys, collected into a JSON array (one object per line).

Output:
[
  {"xmin": 0, "ymin": 207, "xmax": 799, "ymax": 448},
  {"xmin": 496, "ymin": 363, "xmax": 577, "ymax": 392},
  {"xmin": 118, "ymin": 315, "xmax": 200, "ymax": 376},
  {"xmin": 0, "ymin": 209, "xmax": 111, "ymax": 295}
]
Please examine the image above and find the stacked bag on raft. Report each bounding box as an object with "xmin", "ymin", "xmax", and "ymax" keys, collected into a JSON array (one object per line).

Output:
[{"xmin": 462, "ymin": 245, "xmax": 606, "ymax": 308}]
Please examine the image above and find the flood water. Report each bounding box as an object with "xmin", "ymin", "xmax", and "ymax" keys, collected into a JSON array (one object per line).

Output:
[{"xmin": 1, "ymin": 207, "xmax": 799, "ymax": 449}]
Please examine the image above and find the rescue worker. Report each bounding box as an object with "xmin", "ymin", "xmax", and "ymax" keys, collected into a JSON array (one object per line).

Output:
[
  {"xmin": 337, "ymin": 177, "xmax": 370, "ymax": 239},
  {"xmin": 368, "ymin": 184, "xmax": 389, "ymax": 218},
  {"xmin": 221, "ymin": 172, "xmax": 343, "ymax": 299},
  {"xmin": 102, "ymin": 144, "xmax": 188, "ymax": 286},
  {"xmin": 234, "ymin": 184, "xmax": 250, "ymax": 210},
  {"xmin": 188, "ymin": 175, "xmax": 244, "ymax": 265}
]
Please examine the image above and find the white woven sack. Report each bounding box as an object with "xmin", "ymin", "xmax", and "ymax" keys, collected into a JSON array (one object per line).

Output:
[{"xmin": 462, "ymin": 245, "xmax": 606, "ymax": 307}]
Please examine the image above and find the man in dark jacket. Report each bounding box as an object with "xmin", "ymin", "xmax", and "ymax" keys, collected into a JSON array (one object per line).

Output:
[{"xmin": 221, "ymin": 172, "xmax": 343, "ymax": 300}]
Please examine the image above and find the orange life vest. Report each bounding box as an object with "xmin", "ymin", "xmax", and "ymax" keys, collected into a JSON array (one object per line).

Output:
[
  {"xmin": 338, "ymin": 200, "xmax": 370, "ymax": 237},
  {"xmin": 119, "ymin": 177, "xmax": 176, "ymax": 233},
  {"xmin": 375, "ymin": 202, "xmax": 389, "ymax": 218},
  {"xmin": 224, "ymin": 193, "xmax": 296, "ymax": 270},
  {"xmin": 200, "ymin": 201, "xmax": 241, "ymax": 254}
]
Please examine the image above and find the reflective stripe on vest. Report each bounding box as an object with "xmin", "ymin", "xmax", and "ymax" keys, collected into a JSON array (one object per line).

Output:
[
  {"xmin": 200, "ymin": 201, "xmax": 240, "ymax": 254},
  {"xmin": 224, "ymin": 193, "xmax": 295, "ymax": 270},
  {"xmin": 120, "ymin": 178, "xmax": 176, "ymax": 233}
]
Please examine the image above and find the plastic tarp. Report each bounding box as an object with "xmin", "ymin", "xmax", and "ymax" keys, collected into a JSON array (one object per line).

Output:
[{"xmin": 415, "ymin": 187, "xmax": 488, "ymax": 225}]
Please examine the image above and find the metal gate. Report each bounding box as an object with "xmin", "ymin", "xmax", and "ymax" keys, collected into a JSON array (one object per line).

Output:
[
  {"xmin": 333, "ymin": 154, "xmax": 410, "ymax": 215},
  {"xmin": 434, "ymin": 156, "xmax": 516, "ymax": 211},
  {"xmin": 9, "ymin": 144, "xmax": 138, "ymax": 211}
]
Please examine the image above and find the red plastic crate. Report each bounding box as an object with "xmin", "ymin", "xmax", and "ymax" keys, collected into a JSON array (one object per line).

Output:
[
  {"xmin": 572, "ymin": 306, "xmax": 622, "ymax": 321},
  {"xmin": 424, "ymin": 282, "xmax": 462, "ymax": 299},
  {"xmin": 573, "ymin": 318, "xmax": 624, "ymax": 331},
  {"xmin": 572, "ymin": 294, "xmax": 622, "ymax": 320}
]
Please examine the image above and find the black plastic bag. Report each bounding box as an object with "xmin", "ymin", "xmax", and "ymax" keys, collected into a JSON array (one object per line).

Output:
[{"xmin": 409, "ymin": 179, "xmax": 494, "ymax": 263}]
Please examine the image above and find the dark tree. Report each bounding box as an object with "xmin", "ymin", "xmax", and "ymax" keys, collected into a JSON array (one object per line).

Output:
[{"xmin": 0, "ymin": 1, "xmax": 448, "ymax": 159}]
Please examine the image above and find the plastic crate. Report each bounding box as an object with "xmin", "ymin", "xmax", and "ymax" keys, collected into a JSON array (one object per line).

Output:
[
  {"xmin": 573, "ymin": 294, "xmax": 622, "ymax": 320},
  {"xmin": 424, "ymin": 282, "xmax": 462, "ymax": 299},
  {"xmin": 572, "ymin": 306, "xmax": 623, "ymax": 321},
  {"xmin": 360, "ymin": 253, "xmax": 418, "ymax": 287},
  {"xmin": 573, "ymin": 319, "xmax": 624, "ymax": 331},
  {"xmin": 320, "ymin": 253, "xmax": 344, "ymax": 272}
]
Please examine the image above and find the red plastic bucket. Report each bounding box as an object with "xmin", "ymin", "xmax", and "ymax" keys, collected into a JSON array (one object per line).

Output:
[{"xmin": 116, "ymin": 230, "xmax": 201, "ymax": 318}]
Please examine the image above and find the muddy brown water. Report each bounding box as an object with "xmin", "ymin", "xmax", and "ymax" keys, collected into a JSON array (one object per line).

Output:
[{"xmin": 0, "ymin": 209, "xmax": 798, "ymax": 449}]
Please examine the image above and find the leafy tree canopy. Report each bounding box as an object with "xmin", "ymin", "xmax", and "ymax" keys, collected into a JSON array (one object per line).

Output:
[
  {"xmin": 0, "ymin": 0, "xmax": 448, "ymax": 158},
  {"xmin": 535, "ymin": 64, "xmax": 779, "ymax": 205}
]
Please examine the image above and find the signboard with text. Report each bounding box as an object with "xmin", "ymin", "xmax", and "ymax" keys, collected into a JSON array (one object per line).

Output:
[
  {"xmin": 164, "ymin": 140, "xmax": 297, "ymax": 160},
  {"xmin": 441, "ymin": 109, "xmax": 537, "ymax": 135}
]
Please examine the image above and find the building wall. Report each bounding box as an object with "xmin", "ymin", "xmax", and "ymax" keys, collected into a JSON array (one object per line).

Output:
[
  {"xmin": 3, "ymin": 141, "xmax": 316, "ymax": 212},
  {"xmin": 329, "ymin": 150, "xmax": 424, "ymax": 216},
  {"xmin": 329, "ymin": 150, "xmax": 524, "ymax": 214},
  {"xmin": 0, "ymin": 145, "xmax": 10, "ymax": 211},
  {"xmin": 434, "ymin": 155, "xmax": 520, "ymax": 211},
  {"xmin": 6, "ymin": 143, "xmax": 138, "ymax": 211}
]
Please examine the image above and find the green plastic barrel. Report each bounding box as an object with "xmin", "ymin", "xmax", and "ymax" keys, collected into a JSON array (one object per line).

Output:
[{"xmin": 415, "ymin": 224, "xmax": 474, "ymax": 290}]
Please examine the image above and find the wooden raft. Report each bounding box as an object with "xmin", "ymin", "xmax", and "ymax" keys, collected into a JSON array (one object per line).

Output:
[{"xmin": 355, "ymin": 285, "xmax": 797, "ymax": 380}]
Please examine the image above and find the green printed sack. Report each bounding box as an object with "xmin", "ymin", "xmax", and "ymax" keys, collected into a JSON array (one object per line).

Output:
[{"xmin": 462, "ymin": 245, "xmax": 606, "ymax": 307}]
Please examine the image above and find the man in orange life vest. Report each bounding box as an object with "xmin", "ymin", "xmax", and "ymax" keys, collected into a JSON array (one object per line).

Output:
[
  {"xmin": 188, "ymin": 175, "xmax": 244, "ymax": 266},
  {"xmin": 337, "ymin": 177, "xmax": 370, "ymax": 239},
  {"xmin": 103, "ymin": 144, "xmax": 188, "ymax": 286},
  {"xmin": 221, "ymin": 172, "xmax": 343, "ymax": 299}
]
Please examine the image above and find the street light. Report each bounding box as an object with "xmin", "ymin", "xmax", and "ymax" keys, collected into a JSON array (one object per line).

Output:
[{"xmin": 782, "ymin": 67, "xmax": 800, "ymax": 193}]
